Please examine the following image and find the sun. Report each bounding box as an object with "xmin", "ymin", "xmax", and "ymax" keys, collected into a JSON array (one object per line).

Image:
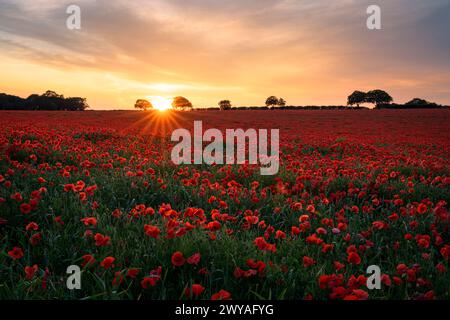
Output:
[{"xmin": 150, "ymin": 96, "xmax": 172, "ymax": 111}]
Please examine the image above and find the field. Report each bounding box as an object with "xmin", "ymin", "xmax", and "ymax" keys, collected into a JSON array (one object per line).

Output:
[{"xmin": 0, "ymin": 109, "xmax": 449, "ymax": 300}]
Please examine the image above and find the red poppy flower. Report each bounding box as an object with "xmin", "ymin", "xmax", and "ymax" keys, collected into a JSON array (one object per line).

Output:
[
  {"xmin": 127, "ymin": 268, "xmax": 140, "ymax": 278},
  {"xmin": 187, "ymin": 253, "xmax": 201, "ymax": 265},
  {"xmin": 37, "ymin": 177, "xmax": 46, "ymax": 184},
  {"xmin": 291, "ymin": 226, "xmax": 300, "ymax": 235},
  {"xmin": 198, "ymin": 267, "xmax": 209, "ymax": 275},
  {"xmin": 417, "ymin": 203, "xmax": 427, "ymax": 214},
  {"xmin": 303, "ymin": 256, "xmax": 316, "ymax": 268},
  {"xmin": 26, "ymin": 222, "xmax": 39, "ymax": 231},
  {"xmin": 24, "ymin": 264, "xmax": 39, "ymax": 280},
  {"xmin": 306, "ymin": 233, "xmax": 323, "ymax": 245},
  {"xmin": 144, "ymin": 224, "xmax": 160, "ymax": 239},
  {"xmin": 63, "ymin": 184, "xmax": 75, "ymax": 192},
  {"xmin": 81, "ymin": 254, "xmax": 95, "ymax": 267},
  {"xmin": 396, "ymin": 263, "xmax": 408, "ymax": 274},
  {"xmin": 54, "ymin": 216, "xmax": 64, "ymax": 226},
  {"xmin": 29, "ymin": 233, "xmax": 42, "ymax": 246},
  {"xmin": 94, "ymin": 233, "xmax": 111, "ymax": 247},
  {"xmin": 85, "ymin": 185, "xmax": 97, "ymax": 196},
  {"xmin": 440, "ymin": 245, "xmax": 450, "ymax": 260},
  {"xmin": 10, "ymin": 192, "xmax": 23, "ymax": 202},
  {"xmin": 322, "ymin": 243, "xmax": 334, "ymax": 253},
  {"xmin": 141, "ymin": 276, "xmax": 159, "ymax": 288},
  {"xmin": 246, "ymin": 259, "xmax": 266, "ymax": 275},
  {"xmin": 211, "ymin": 289, "xmax": 231, "ymax": 300},
  {"xmin": 381, "ymin": 274, "xmax": 392, "ymax": 286},
  {"xmin": 8, "ymin": 247, "xmax": 24, "ymax": 260},
  {"xmin": 347, "ymin": 252, "xmax": 361, "ymax": 265},
  {"xmin": 171, "ymin": 251, "xmax": 185, "ymax": 267},
  {"xmin": 81, "ymin": 217, "xmax": 97, "ymax": 227},
  {"xmin": 112, "ymin": 209, "xmax": 122, "ymax": 218},
  {"xmin": 185, "ymin": 284, "xmax": 205, "ymax": 297},
  {"xmin": 112, "ymin": 272, "xmax": 124, "ymax": 286},
  {"xmin": 344, "ymin": 289, "xmax": 369, "ymax": 300},
  {"xmin": 100, "ymin": 256, "xmax": 115, "ymax": 269},
  {"xmin": 334, "ymin": 261, "xmax": 345, "ymax": 271},
  {"xmin": 20, "ymin": 203, "xmax": 32, "ymax": 214},
  {"xmin": 206, "ymin": 220, "xmax": 221, "ymax": 231},
  {"xmin": 275, "ymin": 230, "xmax": 286, "ymax": 239}
]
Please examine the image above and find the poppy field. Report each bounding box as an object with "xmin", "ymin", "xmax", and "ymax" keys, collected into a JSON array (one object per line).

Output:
[{"xmin": 0, "ymin": 109, "xmax": 449, "ymax": 300}]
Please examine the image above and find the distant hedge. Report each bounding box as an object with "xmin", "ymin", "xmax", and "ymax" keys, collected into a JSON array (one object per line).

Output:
[
  {"xmin": 375, "ymin": 103, "xmax": 448, "ymax": 109},
  {"xmin": 195, "ymin": 106, "xmax": 370, "ymax": 111},
  {"xmin": 0, "ymin": 90, "xmax": 89, "ymax": 111}
]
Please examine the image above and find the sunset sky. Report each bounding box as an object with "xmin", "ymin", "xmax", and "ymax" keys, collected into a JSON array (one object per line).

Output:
[{"xmin": 0, "ymin": 0, "xmax": 449, "ymax": 109}]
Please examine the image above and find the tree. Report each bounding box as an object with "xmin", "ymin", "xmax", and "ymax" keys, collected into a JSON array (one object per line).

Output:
[
  {"xmin": 25, "ymin": 94, "xmax": 42, "ymax": 110},
  {"xmin": 0, "ymin": 90, "xmax": 89, "ymax": 111},
  {"xmin": 36, "ymin": 91, "xmax": 65, "ymax": 110},
  {"xmin": 218, "ymin": 100, "xmax": 232, "ymax": 110},
  {"xmin": 42, "ymin": 90, "xmax": 64, "ymax": 99},
  {"xmin": 64, "ymin": 97, "xmax": 89, "ymax": 111},
  {"xmin": 347, "ymin": 91, "xmax": 366, "ymax": 107},
  {"xmin": 0, "ymin": 93, "xmax": 25, "ymax": 110},
  {"xmin": 278, "ymin": 98, "xmax": 286, "ymax": 107},
  {"xmin": 172, "ymin": 96, "xmax": 193, "ymax": 111},
  {"xmin": 405, "ymin": 98, "xmax": 437, "ymax": 107},
  {"xmin": 134, "ymin": 99, "xmax": 153, "ymax": 111},
  {"xmin": 365, "ymin": 90, "xmax": 393, "ymax": 107},
  {"xmin": 265, "ymin": 96, "xmax": 278, "ymax": 108}
]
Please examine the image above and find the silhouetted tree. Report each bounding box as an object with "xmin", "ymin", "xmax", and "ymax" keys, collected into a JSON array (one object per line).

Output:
[
  {"xmin": 34, "ymin": 91, "xmax": 64, "ymax": 110},
  {"xmin": 0, "ymin": 93, "xmax": 25, "ymax": 110},
  {"xmin": 347, "ymin": 90, "xmax": 366, "ymax": 107},
  {"xmin": 172, "ymin": 96, "xmax": 193, "ymax": 111},
  {"xmin": 265, "ymin": 96, "xmax": 278, "ymax": 108},
  {"xmin": 42, "ymin": 90, "xmax": 64, "ymax": 99},
  {"xmin": 365, "ymin": 90, "xmax": 393, "ymax": 107},
  {"xmin": 405, "ymin": 98, "xmax": 437, "ymax": 107},
  {"xmin": 278, "ymin": 98, "xmax": 286, "ymax": 107},
  {"xmin": 25, "ymin": 94, "xmax": 41, "ymax": 110},
  {"xmin": 134, "ymin": 99, "xmax": 153, "ymax": 111},
  {"xmin": 64, "ymin": 97, "xmax": 89, "ymax": 111},
  {"xmin": 218, "ymin": 100, "xmax": 232, "ymax": 110},
  {"xmin": 0, "ymin": 90, "xmax": 89, "ymax": 111}
]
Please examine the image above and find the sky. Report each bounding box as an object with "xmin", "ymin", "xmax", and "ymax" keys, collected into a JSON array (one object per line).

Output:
[{"xmin": 0, "ymin": 0, "xmax": 449, "ymax": 109}]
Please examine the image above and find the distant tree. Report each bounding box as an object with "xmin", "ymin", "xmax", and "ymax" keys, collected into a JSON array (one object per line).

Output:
[
  {"xmin": 0, "ymin": 90, "xmax": 88, "ymax": 111},
  {"xmin": 265, "ymin": 96, "xmax": 278, "ymax": 108},
  {"xmin": 172, "ymin": 96, "xmax": 193, "ymax": 111},
  {"xmin": 34, "ymin": 91, "xmax": 64, "ymax": 110},
  {"xmin": 25, "ymin": 94, "xmax": 41, "ymax": 110},
  {"xmin": 278, "ymin": 98, "xmax": 286, "ymax": 107},
  {"xmin": 42, "ymin": 90, "xmax": 64, "ymax": 99},
  {"xmin": 405, "ymin": 98, "xmax": 427, "ymax": 106},
  {"xmin": 218, "ymin": 100, "xmax": 232, "ymax": 110},
  {"xmin": 0, "ymin": 93, "xmax": 26, "ymax": 110},
  {"xmin": 405, "ymin": 98, "xmax": 437, "ymax": 107},
  {"xmin": 347, "ymin": 90, "xmax": 366, "ymax": 107},
  {"xmin": 64, "ymin": 97, "xmax": 90, "ymax": 111},
  {"xmin": 134, "ymin": 99, "xmax": 153, "ymax": 111},
  {"xmin": 365, "ymin": 90, "xmax": 393, "ymax": 107}
]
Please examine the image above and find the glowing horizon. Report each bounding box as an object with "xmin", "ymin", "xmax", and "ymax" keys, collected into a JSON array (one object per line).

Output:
[{"xmin": 0, "ymin": 0, "xmax": 449, "ymax": 109}]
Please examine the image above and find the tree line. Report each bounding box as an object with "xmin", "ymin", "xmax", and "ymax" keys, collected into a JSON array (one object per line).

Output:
[
  {"xmin": 0, "ymin": 89, "xmax": 442, "ymax": 111},
  {"xmin": 135, "ymin": 90, "xmax": 443, "ymax": 111},
  {"xmin": 347, "ymin": 90, "xmax": 443, "ymax": 109},
  {"xmin": 135, "ymin": 96, "xmax": 289, "ymax": 111},
  {"xmin": 0, "ymin": 90, "xmax": 89, "ymax": 111}
]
